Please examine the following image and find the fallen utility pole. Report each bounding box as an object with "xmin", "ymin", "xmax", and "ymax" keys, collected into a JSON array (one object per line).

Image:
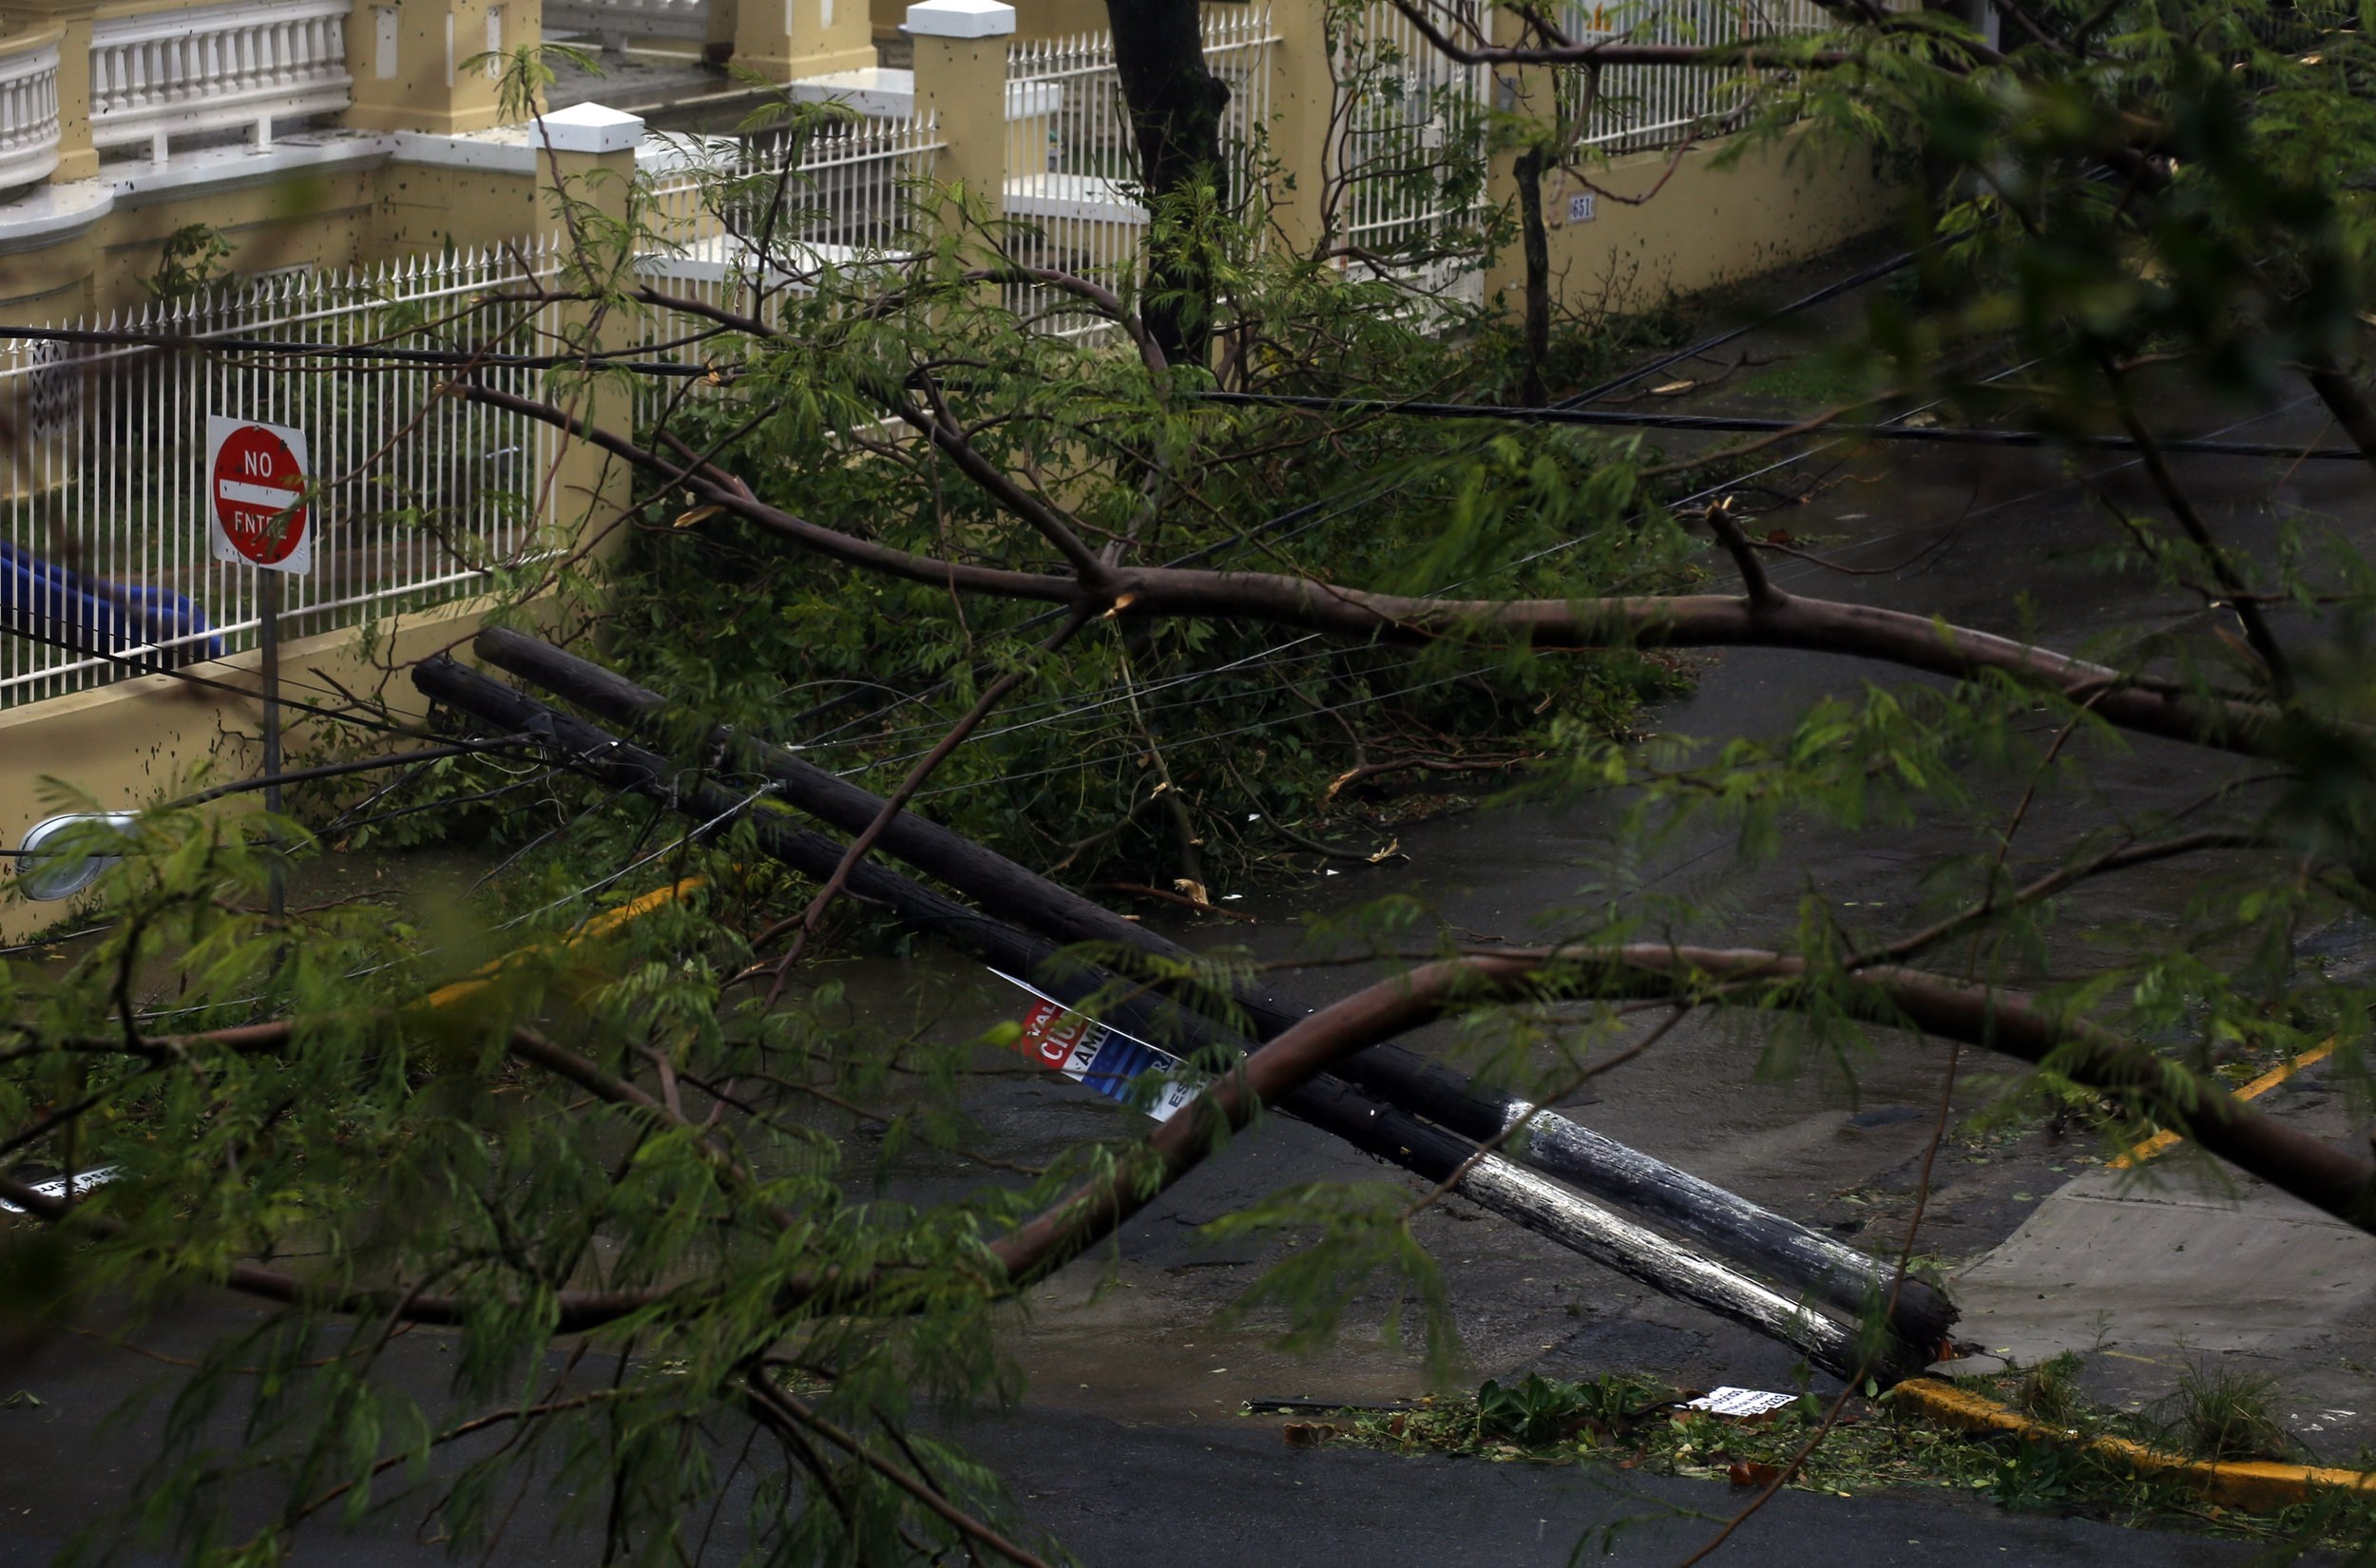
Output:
[
  {"xmin": 416, "ymin": 656, "xmax": 1921, "ymax": 1381},
  {"xmin": 470, "ymin": 627, "xmax": 1956, "ymax": 1354}
]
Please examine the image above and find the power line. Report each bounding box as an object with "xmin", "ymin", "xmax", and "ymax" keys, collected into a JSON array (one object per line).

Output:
[
  {"xmin": 0, "ymin": 321, "xmax": 715, "ymax": 378},
  {"xmin": 1190, "ymin": 390, "xmax": 2361, "ymax": 462},
  {"xmin": 1556, "ymin": 241, "xmax": 1930, "ymax": 409}
]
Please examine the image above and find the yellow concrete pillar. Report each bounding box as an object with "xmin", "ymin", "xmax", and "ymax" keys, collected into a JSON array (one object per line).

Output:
[
  {"xmin": 734, "ymin": 0, "xmax": 877, "ymax": 82},
  {"xmin": 344, "ymin": 0, "xmax": 524, "ymax": 134},
  {"xmin": 707, "ymin": 0, "xmax": 740, "ymax": 62},
  {"xmin": 534, "ymin": 104, "xmax": 642, "ymax": 562},
  {"xmin": 1008, "ymin": 0, "xmax": 1104, "ymax": 37},
  {"xmin": 9, "ymin": 2, "xmax": 97, "ymax": 181},
  {"xmin": 909, "ymin": 0, "xmax": 1013, "ymax": 206},
  {"xmin": 1263, "ymin": 0, "xmax": 1332, "ymax": 259}
]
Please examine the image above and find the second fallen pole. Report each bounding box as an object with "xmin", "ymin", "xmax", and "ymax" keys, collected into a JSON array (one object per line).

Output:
[
  {"xmin": 472, "ymin": 626, "xmax": 1955, "ymax": 1354},
  {"xmin": 417, "ymin": 656, "xmax": 1925, "ymax": 1381}
]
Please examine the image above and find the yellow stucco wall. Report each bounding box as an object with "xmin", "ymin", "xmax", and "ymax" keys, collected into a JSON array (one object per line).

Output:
[
  {"xmin": 0, "ymin": 156, "xmax": 551, "ymax": 324},
  {"xmin": 374, "ymin": 159, "xmax": 541, "ymax": 256},
  {"xmin": 1504, "ymin": 129, "xmax": 1903, "ymax": 318},
  {"xmin": 343, "ymin": 0, "xmax": 517, "ymax": 135},
  {"xmin": 0, "ymin": 596, "xmax": 502, "ymax": 939}
]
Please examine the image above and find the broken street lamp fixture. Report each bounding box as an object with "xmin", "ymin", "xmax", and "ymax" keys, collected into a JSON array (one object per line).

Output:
[{"xmin": 14, "ymin": 812, "xmax": 136, "ymax": 902}]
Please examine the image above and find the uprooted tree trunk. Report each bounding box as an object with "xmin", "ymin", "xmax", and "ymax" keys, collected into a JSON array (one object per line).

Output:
[{"xmin": 1107, "ymin": 0, "xmax": 1232, "ymax": 367}]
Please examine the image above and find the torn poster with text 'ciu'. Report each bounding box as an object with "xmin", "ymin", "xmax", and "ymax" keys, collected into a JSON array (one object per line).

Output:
[{"xmin": 987, "ymin": 969, "xmax": 1206, "ymax": 1122}]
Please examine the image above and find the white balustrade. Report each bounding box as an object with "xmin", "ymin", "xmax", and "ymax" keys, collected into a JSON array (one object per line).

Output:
[
  {"xmin": 543, "ymin": 0, "xmax": 710, "ymax": 50},
  {"xmin": 90, "ymin": 0, "xmax": 353, "ymax": 162},
  {"xmin": 0, "ymin": 32, "xmax": 61, "ymax": 195}
]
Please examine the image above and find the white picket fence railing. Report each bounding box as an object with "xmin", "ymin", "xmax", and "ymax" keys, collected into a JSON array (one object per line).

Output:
[
  {"xmin": 1335, "ymin": 0, "xmax": 1492, "ymax": 307},
  {"xmin": 636, "ymin": 111, "xmax": 942, "ymax": 364},
  {"xmin": 1565, "ymin": 0, "xmax": 1852, "ymax": 153},
  {"xmin": 90, "ymin": 0, "xmax": 354, "ymax": 163},
  {"xmin": 642, "ymin": 114, "xmax": 944, "ymax": 274},
  {"xmin": 630, "ymin": 115, "xmax": 942, "ymax": 432},
  {"xmin": 0, "ymin": 243, "xmax": 564, "ymax": 705},
  {"xmin": 1004, "ymin": 7, "xmax": 1275, "ymax": 339}
]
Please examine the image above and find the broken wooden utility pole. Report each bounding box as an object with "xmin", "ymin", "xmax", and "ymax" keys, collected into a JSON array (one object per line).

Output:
[
  {"xmin": 469, "ymin": 627, "xmax": 1957, "ymax": 1356},
  {"xmin": 416, "ymin": 652, "xmax": 1923, "ymax": 1381}
]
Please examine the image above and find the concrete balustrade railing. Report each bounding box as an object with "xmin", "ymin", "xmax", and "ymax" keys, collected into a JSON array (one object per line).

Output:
[
  {"xmin": 90, "ymin": 0, "xmax": 353, "ymax": 162},
  {"xmin": 0, "ymin": 29, "xmax": 62, "ymax": 195},
  {"xmin": 544, "ymin": 0, "xmax": 708, "ymax": 49},
  {"xmin": 542, "ymin": 0, "xmax": 871, "ymax": 81}
]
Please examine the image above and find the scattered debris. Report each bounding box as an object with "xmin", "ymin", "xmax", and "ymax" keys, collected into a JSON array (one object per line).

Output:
[
  {"xmin": 0, "ymin": 1167, "xmax": 118, "ymax": 1214},
  {"xmin": 1687, "ymin": 1386, "xmax": 1800, "ymax": 1421}
]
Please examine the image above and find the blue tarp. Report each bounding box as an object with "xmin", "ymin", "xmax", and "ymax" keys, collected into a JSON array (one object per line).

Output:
[{"xmin": 0, "ymin": 539, "xmax": 221, "ymax": 667}]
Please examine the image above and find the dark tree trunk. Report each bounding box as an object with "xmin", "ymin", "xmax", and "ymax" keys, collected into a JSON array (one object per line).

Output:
[
  {"xmin": 1107, "ymin": 0, "xmax": 1232, "ymax": 368},
  {"xmin": 1513, "ymin": 145, "xmax": 1550, "ymax": 406}
]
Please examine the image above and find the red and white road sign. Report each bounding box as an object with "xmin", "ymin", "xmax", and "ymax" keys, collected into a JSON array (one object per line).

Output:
[{"xmin": 206, "ymin": 415, "xmax": 313, "ymax": 574}]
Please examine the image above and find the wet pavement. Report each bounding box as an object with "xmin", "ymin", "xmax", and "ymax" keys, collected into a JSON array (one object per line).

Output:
[
  {"xmin": 973, "ymin": 245, "xmax": 2376, "ymax": 1520},
  {"xmin": 0, "ymin": 1301, "xmax": 2337, "ymax": 1567},
  {"xmin": 1000, "ymin": 1409, "xmax": 2335, "ymax": 1568}
]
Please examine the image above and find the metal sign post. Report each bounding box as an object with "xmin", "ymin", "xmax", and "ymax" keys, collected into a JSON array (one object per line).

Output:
[
  {"xmin": 205, "ymin": 415, "xmax": 313, "ymax": 923},
  {"xmin": 259, "ymin": 570, "xmax": 282, "ymax": 918}
]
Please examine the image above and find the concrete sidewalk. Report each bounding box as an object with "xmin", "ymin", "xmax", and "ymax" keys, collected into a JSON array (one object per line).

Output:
[{"xmin": 1945, "ymin": 1066, "xmax": 2376, "ymax": 1455}]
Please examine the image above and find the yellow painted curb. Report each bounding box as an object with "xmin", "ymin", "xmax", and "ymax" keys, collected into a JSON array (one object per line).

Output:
[
  {"xmin": 423, "ymin": 877, "xmax": 707, "ymax": 1009},
  {"xmin": 1894, "ymin": 1377, "xmax": 2376, "ymax": 1512},
  {"xmin": 2109, "ymin": 1041, "xmax": 2336, "ymax": 1171}
]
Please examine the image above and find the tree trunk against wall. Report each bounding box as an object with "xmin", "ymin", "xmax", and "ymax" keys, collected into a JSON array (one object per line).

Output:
[
  {"xmin": 1513, "ymin": 144, "xmax": 1550, "ymax": 405},
  {"xmin": 1107, "ymin": 0, "xmax": 1232, "ymax": 367}
]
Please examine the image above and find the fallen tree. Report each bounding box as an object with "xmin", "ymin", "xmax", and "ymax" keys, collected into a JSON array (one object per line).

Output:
[
  {"xmin": 423, "ymin": 646, "xmax": 2374, "ymax": 1241},
  {"xmin": 470, "ymin": 623, "xmax": 1958, "ymax": 1349},
  {"xmin": 417, "ymin": 651, "xmax": 1937, "ymax": 1380},
  {"xmin": 9, "ymin": 7, "xmax": 2376, "ymax": 1564}
]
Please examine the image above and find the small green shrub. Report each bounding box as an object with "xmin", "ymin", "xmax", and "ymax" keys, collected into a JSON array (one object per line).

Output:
[
  {"xmin": 2167, "ymin": 1366, "xmax": 2295, "ymax": 1463},
  {"xmin": 2014, "ymin": 1351, "xmax": 2087, "ymax": 1427}
]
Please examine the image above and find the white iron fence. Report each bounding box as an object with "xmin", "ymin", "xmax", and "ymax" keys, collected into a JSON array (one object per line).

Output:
[
  {"xmin": 0, "ymin": 244, "xmax": 564, "ymax": 705},
  {"xmin": 634, "ymin": 113, "xmax": 943, "ymax": 399},
  {"xmin": 1004, "ymin": 8, "xmax": 1275, "ymax": 338},
  {"xmin": 1566, "ymin": 0, "xmax": 1849, "ymax": 153},
  {"xmin": 1334, "ymin": 1, "xmax": 1492, "ymax": 307},
  {"xmin": 642, "ymin": 113, "xmax": 943, "ymax": 282}
]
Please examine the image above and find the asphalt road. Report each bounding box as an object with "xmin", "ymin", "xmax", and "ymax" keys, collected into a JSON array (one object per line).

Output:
[
  {"xmin": 0, "ymin": 1334, "xmax": 2326, "ymax": 1568},
  {"xmin": 998, "ymin": 1409, "xmax": 2323, "ymax": 1568}
]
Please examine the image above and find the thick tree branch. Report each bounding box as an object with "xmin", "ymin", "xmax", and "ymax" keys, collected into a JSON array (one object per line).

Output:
[
  {"xmin": 456, "ymin": 381, "xmax": 2285, "ymax": 757},
  {"xmin": 458, "ymin": 381, "xmax": 1082, "ymax": 603},
  {"xmin": 2304, "ymin": 358, "xmax": 2376, "ymax": 473},
  {"xmin": 984, "ymin": 943, "xmax": 2376, "ymax": 1285},
  {"xmin": 1702, "ymin": 497, "xmax": 1778, "ymax": 611}
]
